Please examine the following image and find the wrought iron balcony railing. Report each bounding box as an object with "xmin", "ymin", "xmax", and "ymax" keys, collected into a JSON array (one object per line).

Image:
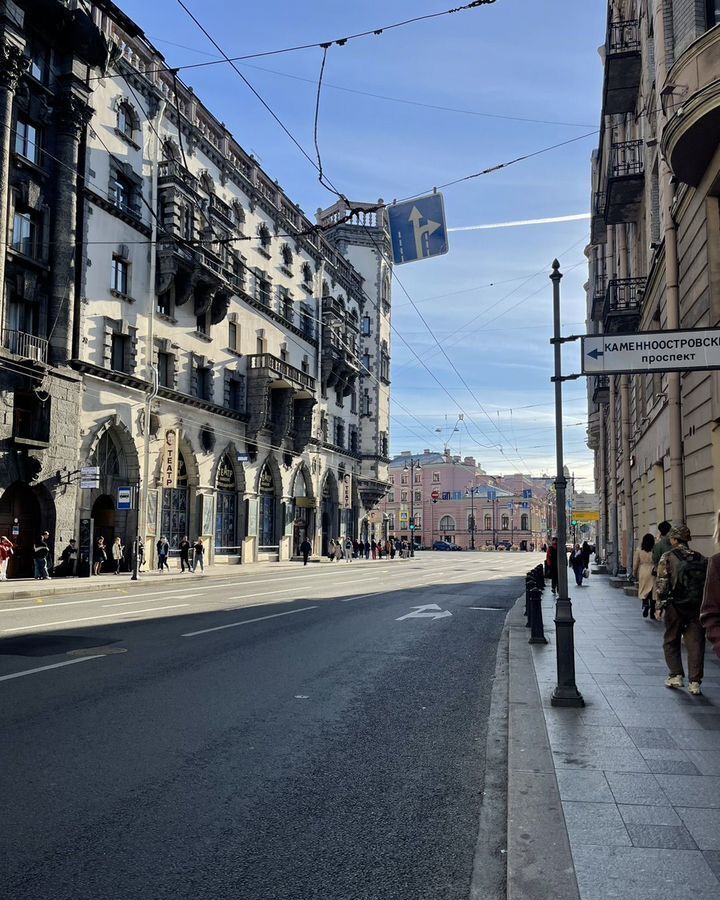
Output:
[
  {"xmin": 247, "ymin": 353, "xmax": 315, "ymax": 392},
  {"xmin": 609, "ymin": 140, "xmax": 644, "ymax": 179},
  {"xmin": 1, "ymin": 328, "xmax": 48, "ymax": 363},
  {"xmin": 607, "ymin": 19, "xmax": 640, "ymax": 55}
]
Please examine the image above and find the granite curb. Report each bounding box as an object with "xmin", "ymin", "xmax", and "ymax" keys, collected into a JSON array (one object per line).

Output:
[{"xmin": 506, "ymin": 595, "xmax": 581, "ymax": 900}]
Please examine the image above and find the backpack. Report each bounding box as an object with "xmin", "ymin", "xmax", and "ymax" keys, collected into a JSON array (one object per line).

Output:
[{"xmin": 670, "ymin": 549, "xmax": 708, "ymax": 610}]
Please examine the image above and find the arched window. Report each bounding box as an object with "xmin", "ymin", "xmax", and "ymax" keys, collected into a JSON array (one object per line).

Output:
[
  {"xmin": 161, "ymin": 450, "xmax": 189, "ymax": 551},
  {"xmin": 521, "ymin": 514, "xmax": 529, "ymax": 531},
  {"xmin": 231, "ymin": 201, "xmax": 245, "ymax": 230},
  {"xmin": 280, "ymin": 242, "xmax": 293, "ymax": 268},
  {"xmin": 199, "ymin": 171, "xmax": 215, "ymax": 195},
  {"xmin": 501, "ymin": 515, "xmax": 509, "ymax": 530},
  {"xmin": 162, "ymin": 137, "xmax": 179, "ymax": 161},
  {"xmin": 302, "ymin": 262, "xmax": 313, "ymax": 285},
  {"xmin": 439, "ymin": 515, "xmax": 455, "ymax": 532},
  {"xmin": 117, "ymin": 101, "xmax": 138, "ymax": 140},
  {"xmin": 484, "ymin": 513, "xmax": 492, "ymax": 531},
  {"xmin": 215, "ymin": 454, "xmax": 238, "ymax": 555},
  {"xmin": 258, "ymin": 463, "xmax": 277, "ymax": 547},
  {"xmin": 93, "ymin": 431, "xmax": 121, "ymax": 479}
]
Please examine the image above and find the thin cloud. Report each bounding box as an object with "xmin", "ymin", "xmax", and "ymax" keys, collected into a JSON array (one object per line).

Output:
[{"xmin": 448, "ymin": 213, "xmax": 591, "ymax": 232}]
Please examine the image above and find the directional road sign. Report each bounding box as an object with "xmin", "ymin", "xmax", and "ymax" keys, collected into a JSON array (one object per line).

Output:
[
  {"xmin": 388, "ymin": 193, "xmax": 449, "ymax": 266},
  {"xmin": 582, "ymin": 328, "xmax": 720, "ymax": 375}
]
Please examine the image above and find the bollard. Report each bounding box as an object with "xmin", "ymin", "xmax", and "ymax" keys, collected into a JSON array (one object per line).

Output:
[
  {"xmin": 528, "ymin": 587, "xmax": 548, "ymax": 644},
  {"xmin": 534, "ymin": 564, "xmax": 545, "ymax": 589},
  {"xmin": 525, "ymin": 574, "xmax": 535, "ymax": 627}
]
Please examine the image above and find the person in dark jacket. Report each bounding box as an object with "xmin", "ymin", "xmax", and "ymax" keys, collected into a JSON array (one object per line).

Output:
[
  {"xmin": 548, "ymin": 537, "xmax": 559, "ymax": 593},
  {"xmin": 156, "ymin": 536, "xmax": 169, "ymax": 571},
  {"xmin": 701, "ymin": 510, "xmax": 720, "ymax": 659},
  {"xmin": 300, "ymin": 538, "xmax": 312, "ymax": 566},
  {"xmin": 179, "ymin": 536, "xmax": 191, "ymax": 572}
]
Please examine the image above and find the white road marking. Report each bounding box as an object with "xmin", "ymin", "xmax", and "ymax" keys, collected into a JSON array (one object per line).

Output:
[
  {"xmin": 228, "ymin": 588, "xmax": 301, "ymax": 600},
  {"xmin": 2, "ymin": 604, "xmax": 190, "ymax": 633},
  {"xmin": 396, "ymin": 604, "xmax": 453, "ymax": 621},
  {"xmin": 0, "ymin": 588, "xmax": 193, "ymax": 613},
  {"xmin": 469, "ymin": 607, "xmax": 506, "ymax": 611},
  {"xmin": 0, "ymin": 655, "xmax": 105, "ymax": 682},
  {"xmin": 182, "ymin": 605, "xmax": 317, "ymax": 637}
]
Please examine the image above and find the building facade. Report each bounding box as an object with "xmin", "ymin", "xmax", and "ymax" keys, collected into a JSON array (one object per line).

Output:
[
  {"xmin": 0, "ymin": 0, "xmax": 392, "ymax": 571},
  {"xmin": 382, "ymin": 450, "xmax": 550, "ymax": 550},
  {"xmin": 587, "ymin": 0, "xmax": 720, "ymax": 570}
]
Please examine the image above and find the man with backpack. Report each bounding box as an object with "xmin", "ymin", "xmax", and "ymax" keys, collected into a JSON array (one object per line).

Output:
[{"xmin": 656, "ymin": 524, "xmax": 708, "ymax": 696}]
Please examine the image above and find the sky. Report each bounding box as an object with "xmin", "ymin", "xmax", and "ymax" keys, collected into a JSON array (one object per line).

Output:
[{"xmin": 117, "ymin": 0, "xmax": 605, "ymax": 486}]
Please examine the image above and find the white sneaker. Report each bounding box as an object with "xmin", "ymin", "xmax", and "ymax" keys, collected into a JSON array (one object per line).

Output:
[
  {"xmin": 665, "ymin": 675, "xmax": 684, "ymax": 689},
  {"xmin": 689, "ymin": 682, "xmax": 702, "ymax": 696}
]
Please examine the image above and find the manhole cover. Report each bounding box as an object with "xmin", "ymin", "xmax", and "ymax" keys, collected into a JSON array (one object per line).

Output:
[{"xmin": 66, "ymin": 647, "xmax": 128, "ymax": 657}]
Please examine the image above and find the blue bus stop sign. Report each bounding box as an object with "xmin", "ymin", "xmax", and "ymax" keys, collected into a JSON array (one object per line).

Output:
[{"xmin": 388, "ymin": 193, "xmax": 449, "ymax": 265}]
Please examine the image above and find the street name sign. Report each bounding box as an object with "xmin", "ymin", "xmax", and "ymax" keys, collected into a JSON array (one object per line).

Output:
[
  {"xmin": 574, "ymin": 493, "xmax": 599, "ymax": 513},
  {"xmin": 388, "ymin": 193, "xmax": 449, "ymax": 265},
  {"xmin": 572, "ymin": 511, "xmax": 600, "ymax": 523},
  {"xmin": 582, "ymin": 328, "xmax": 720, "ymax": 375},
  {"xmin": 80, "ymin": 465, "xmax": 99, "ymax": 490}
]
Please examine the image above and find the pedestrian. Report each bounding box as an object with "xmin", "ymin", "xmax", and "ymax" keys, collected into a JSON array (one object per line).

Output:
[
  {"xmin": 192, "ymin": 537, "xmax": 205, "ymax": 573},
  {"xmin": 33, "ymin": 533, "xmax": 51, "ymax": 580},
  {"xmin": 548, "ymin": 537, "xmax": 559, "ymax": 593},
  {"xmin": 656, "ymin": 523, "xmax": 708, "ymax": 696},
  {"xmin": 395, "ymin": 538, "xmax": 402, "ymax": 559},
  {"xmin": 93, "ymin": 536, "xmax": 107, "ymax": 576},
  {"xmin": 371, "ymin": 539, "xmax": 377, "ymax": 560},
  {"xmin": 300, "ymin": 537, "xmax": 312, "ymax": 565},
  {"xmin": 137, "ymin": 537, "xmax": 145, "ymax": 571},
  {"xmin": 0, "ymin": 536, "xmax": 14, "ymax": 580},
  {"xmin": 633, "ymin": 533, "xmax": 657, "ymax": 619},
  {"xmin": 390, "ymin": 538, "xmax": 396, "ymax": 560},
  {"xmin": 701, "ymin": 509, "xmax": 720, "ymax": 659},
  {"xmin": 328, "ymin": 539, "xmax": 336, "ymax": 561},
  {"xmin": 179, "ymin": 535, "xmax": 191, "ymax": 573},
  {"xmin": 112, "ymin": 536, "xmax": 124, "ymax": 574},
  {"xmin": 335, "ymin": 540, "xmax": 343, "ymax": 561},
  {"xmin": 364, "ymin": 539, "xmax": 371, "ymax": 559},
  {"xmin": 156, "ymin": 536, "xmax": 169, "ymax": 571},
  {"xmin": 653, "ymin": 521, "xmax": 672, "ymax": 567},
  {"xmin": 568, "ymin": 543, "xmax": 585, "ymax": 587},
  {"xmin": 344, "ymin": 537, "xmax": 353, "ymax": 562}
]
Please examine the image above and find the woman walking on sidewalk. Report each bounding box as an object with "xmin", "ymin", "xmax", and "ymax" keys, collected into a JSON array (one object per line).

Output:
[
  {"xmin": 192, "ymin": 537, "xmax": 205, "ymax": 573},
  {"xmin": 0, "ymin": 536, "xmax": 14, "ymax": 580},
  {"xmin": 111, "ymin": 537, "xmax": 124, "ymax": 574},
  {"xmin": 569, "ymin": 543, "xmax": 585, "ymax": 587},
  {"xmin": 633, "ymin": 533, "xmax": 657, "ymax": 619}
]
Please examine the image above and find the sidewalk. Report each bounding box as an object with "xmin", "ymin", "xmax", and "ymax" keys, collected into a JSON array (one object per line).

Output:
[{"xmin": 516, "ymin": 571, "xmax": 720, "ymax": 899}]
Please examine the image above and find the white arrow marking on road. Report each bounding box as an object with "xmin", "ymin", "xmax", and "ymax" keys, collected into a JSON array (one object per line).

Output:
[
  {"xmin": 396, "ymin": 603, "xmax": 452, "ymax": 621},
  {"xmin": 409, "ymin": 206, "xmax": 441, "ymax": 259}
]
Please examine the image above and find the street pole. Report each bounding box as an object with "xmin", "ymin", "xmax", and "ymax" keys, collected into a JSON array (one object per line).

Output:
[
  {"xmin": 550, "ymin": 260, "xmax": 584, "ymax": 708},
  {"xmin": 404, "ymin": 458, "xmax": 420, "ymax": 557},
  {"xmin": 466, "ymin": 486, "xmax": 476, "ymax": 550}
]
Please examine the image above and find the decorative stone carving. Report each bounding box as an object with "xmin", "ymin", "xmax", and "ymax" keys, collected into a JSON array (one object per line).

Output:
[
  {"xmin": 0, "ymin": 42, "xmax": 29, "ymax": 92},
  {"xmin": 54, "ymin": 92, "xmax": 93, "ymax": 139}
]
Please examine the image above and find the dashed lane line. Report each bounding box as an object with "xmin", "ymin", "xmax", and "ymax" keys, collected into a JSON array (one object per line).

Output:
[
  {"xmin": 182, "ymin": 605, "xmax": 318, "ymax": 637},
  {"xmin": 1, "ymin": 604, "xmax": 190, "ymax": 633},
  {"xmin": 0, "ymin": 655, "xmax": 106, "ymax": 683}
]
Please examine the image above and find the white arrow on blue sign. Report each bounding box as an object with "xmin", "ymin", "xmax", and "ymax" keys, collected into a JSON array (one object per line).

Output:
[{"xmin": 388, "ymin": 193, "xmax": 449, "ymax": 265}]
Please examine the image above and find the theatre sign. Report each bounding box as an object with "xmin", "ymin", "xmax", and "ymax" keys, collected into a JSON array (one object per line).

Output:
[{"xmin": 582, "ymin": 329, "xmax": 720, "ymax": 375}]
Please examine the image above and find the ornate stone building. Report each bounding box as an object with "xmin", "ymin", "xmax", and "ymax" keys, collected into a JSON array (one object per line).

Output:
[
  {"xmin": 0, "ymin": 1, "xmax": 107, "ymax": 575},
  {"xmin": 587, "ymin": 1, "xmax": 720, "ymax": 569},
  {"xmin": 0, "ymin": 0, "xmax": 392, "ymax": 570}
]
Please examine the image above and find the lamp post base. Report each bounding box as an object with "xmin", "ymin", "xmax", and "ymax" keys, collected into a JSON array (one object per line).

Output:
[{"xmin": 551, "ymin": 686, "xmax": 585, "ymax": 707}]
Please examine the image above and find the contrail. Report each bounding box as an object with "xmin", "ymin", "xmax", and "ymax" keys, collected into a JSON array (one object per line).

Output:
[{"xmin": 448, "ymin": 212, "xmax": 590, "ymax": 232}]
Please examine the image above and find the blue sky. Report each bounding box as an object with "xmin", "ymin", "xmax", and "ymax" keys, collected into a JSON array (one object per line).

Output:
[{"xmin": 118, "ymin": 0, "xmax": 605, "ymax": 483}]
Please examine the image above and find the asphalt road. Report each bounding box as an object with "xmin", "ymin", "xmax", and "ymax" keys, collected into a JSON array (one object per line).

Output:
[{"xmin": 0, "ymin": 552, "xmax": 532, "ymax": 900}]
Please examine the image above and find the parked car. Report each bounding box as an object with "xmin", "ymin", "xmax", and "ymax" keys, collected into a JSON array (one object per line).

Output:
[{"xmin": 432, "ymin": 540, "xmax": 462, "ymax": 551}]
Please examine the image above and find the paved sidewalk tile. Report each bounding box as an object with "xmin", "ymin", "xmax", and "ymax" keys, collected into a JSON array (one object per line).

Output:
[{"xmin": 528, "ymin": 573, "xmax": 720, "ymax": 899}]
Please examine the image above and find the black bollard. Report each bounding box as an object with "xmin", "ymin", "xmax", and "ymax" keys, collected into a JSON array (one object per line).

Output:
[
  {"xmin": 525, "ymin": 574, "xmax": 534, "ymax": 627},
  {"xmin": 528, "ymin": 587, "xmax": 548, "ymax": 644}
]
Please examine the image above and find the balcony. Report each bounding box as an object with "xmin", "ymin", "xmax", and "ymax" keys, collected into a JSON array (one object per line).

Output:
[
  {"xmin": 603, "ymin": 277, "xmax": 645, "ymax": 333},
  {"xmin": 590, "ymin": 276, "xmax": 607, "ymax": 321},
  {"xmin": 603, "ymin": 19, "xmax": 642, "ymax": 115},
  {"xmin": 158, "ymin": 159, "xmax": 199, "ymax": 193},
  {"xmin": 592, "ymin": 374, "xmax": 610, "ymax": 405},
  {"xmin": 247, "ymin": 353, "xmax": 315, "ymax": 394},
  {"xmin": 605, "ymin": 141, "xmax": 644, "ymax": 225},
  {"xmin": 590, "ymin": 191, "xmax": 607, "ymax": 245},
  {"xmin": 1, "ymin": 329, "xmax": 48, "ymax": 363},
  {"xmin": 661, "ymin": 26, "xmax": 720, "ymax": 186}
]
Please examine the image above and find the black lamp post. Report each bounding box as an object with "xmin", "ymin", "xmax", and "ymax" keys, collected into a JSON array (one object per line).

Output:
[
  {"xmin": 465, "ymin": 486, "xmax": 478, "ymax": 550},
  {"xmin": 403, "ymin": 458, "xmax": 421, "ymax": 557}
]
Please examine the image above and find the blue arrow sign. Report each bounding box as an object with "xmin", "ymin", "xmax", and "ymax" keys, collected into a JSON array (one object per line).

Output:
[
  {"xmin": 588, "ymin": 348, "xmax": 604, "ymax": 360},
  {"xmin": 388, "ymin": 193, "xmax": 449, "ymax": 265}
]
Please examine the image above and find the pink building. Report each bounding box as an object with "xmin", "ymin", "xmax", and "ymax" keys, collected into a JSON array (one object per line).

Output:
[{"xmin": 382, "ymin": 451, "xmax": 551, "ymax": 550}]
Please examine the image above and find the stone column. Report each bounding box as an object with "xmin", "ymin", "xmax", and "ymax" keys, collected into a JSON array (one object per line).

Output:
[
  {"xmin": 0, "ymin": 40, "xmax": 28, "ymax": 315},
  {"xmin": 243, "ymin": 492, "xmax": 258, "ymax": 562},
  {"xmin": 50, "ymin": 86, "xmax": 93, "ymax": 366}
]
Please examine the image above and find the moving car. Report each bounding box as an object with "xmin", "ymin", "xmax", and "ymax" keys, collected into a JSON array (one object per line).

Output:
[{"xmin": 432, "ymin": 540, "xmax": 462, "ymax": 551}]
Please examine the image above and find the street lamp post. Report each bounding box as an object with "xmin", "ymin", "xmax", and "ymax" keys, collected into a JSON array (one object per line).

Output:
[
  {"xmin": 465, "ymin": 486, "xmax": 478, "ymax": 550},
  {"xmin": 403, "ymin": 458, "xmax": 421, "ymax": 557},
  {"xmin": 550, "ymin": 260, "xmax": 584, "ymax": 708}
]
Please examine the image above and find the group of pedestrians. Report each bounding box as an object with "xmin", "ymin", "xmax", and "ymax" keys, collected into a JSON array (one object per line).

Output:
[
  {"xmin": 157, "ymin": 535, "xmax": 205, "ymax": 573},
  {"xmin": 325, "ymin": 537, "xmax": 412, "ymax": 562},
  {"xmin": 625, "ymin": 518, "xmax": 720, "ymax": 697},
  {"xmin": 544, "ymin": 537, "xmax": 593, "ymax": 592}
]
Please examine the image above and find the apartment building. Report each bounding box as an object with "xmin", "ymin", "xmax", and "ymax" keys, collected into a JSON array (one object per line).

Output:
[
  {"xmin": 382, "ymin": 451, "xmax": 551, "ymax": 550},
  {"xmin": 0, "ymin": 0, "xmax": 392, "ymax": 570},
  {"xmin": 588, "ymin": 0, "xmax": 720, "ymax": 569}
]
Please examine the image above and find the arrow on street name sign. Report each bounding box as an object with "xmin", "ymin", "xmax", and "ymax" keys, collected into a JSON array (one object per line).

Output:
[
  {"xmin": 396, "ymin": 604, "xmax": 453, "ymax": 621},
  {"xmin": 582, "ymin": 328, "xmax": 720, "ymax": 375}
]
